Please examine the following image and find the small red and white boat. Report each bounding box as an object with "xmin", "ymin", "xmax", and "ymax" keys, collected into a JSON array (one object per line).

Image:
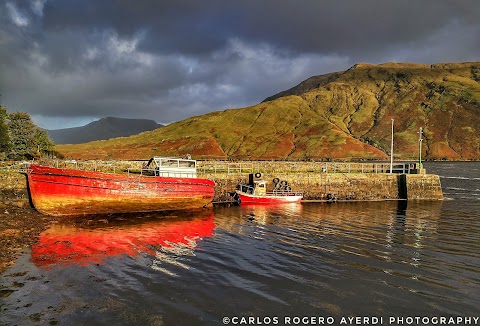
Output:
[
  {"xmin": 234, "ymin": 176, "xmax": 303, "ymax": 205},
  {"xmin": 27, "ymin": 157, "xmax": 215, "ymax": 216}
]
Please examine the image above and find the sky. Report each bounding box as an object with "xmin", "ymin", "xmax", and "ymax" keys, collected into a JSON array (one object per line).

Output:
[{"xmin": 1, "ymin": 1, "xmax": 479, "ymax": 130}]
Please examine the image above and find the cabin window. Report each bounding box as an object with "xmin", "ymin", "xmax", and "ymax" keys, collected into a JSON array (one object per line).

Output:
[{"xmin": 255, "ymin": 183, "xmax": 267, "ymax": 196}]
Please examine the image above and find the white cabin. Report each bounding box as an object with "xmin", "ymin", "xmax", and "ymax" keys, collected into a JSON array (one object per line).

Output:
[{"xmin": 148, "ymin": 157, "xmax": 197, "ymax": 178}]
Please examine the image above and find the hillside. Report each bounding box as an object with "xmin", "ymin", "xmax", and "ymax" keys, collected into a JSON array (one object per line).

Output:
[
  {"xmin": 47, "ymin": 117, "xmax": 162, "ymax": 144},
  {"xmin": 56, "ymin": 62, "xmax": 480, "ymax": 160}
]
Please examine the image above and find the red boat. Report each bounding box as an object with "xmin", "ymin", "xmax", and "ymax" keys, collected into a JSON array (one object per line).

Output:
[
  {"xmin": 31, "ymin": 211, "xmax": 215, "ymax": 268},
  {"xmin": 27, "ymin": 157, "xmax": 215, "ymax": 216},
  {"xmin": 235, "ymin": 177, "xmax": 303, "ymax": 205}
]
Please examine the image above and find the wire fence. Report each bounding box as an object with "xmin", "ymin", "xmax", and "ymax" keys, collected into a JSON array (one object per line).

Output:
[
  {"xmin": 0, "ymin": 161, "xmax": 30, "ymax": 173},
  {"xmin": 1, "ymin": 159, "xmax": 421, "ymax": 175},
  {"xmin": 197, "ymin": 161, "xmax": 420, "ymax": 175}
]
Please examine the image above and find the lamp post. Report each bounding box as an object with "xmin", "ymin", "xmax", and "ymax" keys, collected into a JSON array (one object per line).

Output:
[
  {"xmin": 419, "ymin": 127, "xmax": 423, "ymax": 169},
  {"xmin": 390, "ymin": 119, "xmax": 394, "ymax": 173}
]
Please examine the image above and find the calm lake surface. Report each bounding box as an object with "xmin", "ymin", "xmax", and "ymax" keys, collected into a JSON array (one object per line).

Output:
[{"xmin": 1, "ymin": 162, "xmax": 479, "ymax": 325}]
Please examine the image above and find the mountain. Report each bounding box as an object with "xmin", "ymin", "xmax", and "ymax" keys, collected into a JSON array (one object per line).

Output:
[
  {"xmin": 47, "ymin": 117, "xmax": 162, "ymax": 144},
  {"xmin": 263, "ymin": 71, "xmax": 345, "ymax": 102},
  {"xmin": 56, "ymin": 62, "xmax": 480, "ymax": 160}
]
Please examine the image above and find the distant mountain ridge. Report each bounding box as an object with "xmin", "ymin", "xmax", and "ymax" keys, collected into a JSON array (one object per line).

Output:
[
  {"xmin": 47, "ymin": 117, "xmax": 162, "ymax": 144},
  {"xmin": 56, "ymin": 61, "xmax": 480, "ymax": 160}
]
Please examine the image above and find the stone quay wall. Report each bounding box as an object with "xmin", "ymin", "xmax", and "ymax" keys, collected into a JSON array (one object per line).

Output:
[{"xmin": 201, "ymin": 171, "xmax": 443, "ymax": 203}]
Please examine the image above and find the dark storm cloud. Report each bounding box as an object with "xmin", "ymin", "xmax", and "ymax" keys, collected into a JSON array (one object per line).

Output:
[
  {"xmin": 39, "ymin": 0, "xmax": 480, "ymax": 56},
  {"xmin": 1, "ymin": 0, "xmax": 479, "ymax": 129}
]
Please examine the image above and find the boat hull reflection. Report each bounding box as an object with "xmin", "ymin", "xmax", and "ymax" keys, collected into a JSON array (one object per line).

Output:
[{"xmin": 31, "ymin": 210, "xmax": 215, "ymax": 268}]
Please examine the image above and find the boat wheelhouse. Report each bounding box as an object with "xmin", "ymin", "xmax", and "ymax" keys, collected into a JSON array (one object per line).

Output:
[{"xmin": 234, "ymin": 175, "xmax": 303, "ymax": 205}]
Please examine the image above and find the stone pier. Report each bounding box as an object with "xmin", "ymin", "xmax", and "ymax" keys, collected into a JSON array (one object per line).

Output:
[{"xmin": 200, "ymin": 172, "xmax": 443, "ymax": 203}]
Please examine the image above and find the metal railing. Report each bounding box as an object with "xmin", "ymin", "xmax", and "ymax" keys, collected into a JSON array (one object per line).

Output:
[
  {"xmin": 237, "ymin": 184, "xmax": 302, "ymax": 196},
  {"xmin": 198, "ymin": 161, "xmax": 254, "ymax": 174},
  {"xmin": 31, "ymin": 159, "xmax": 124, "ymax": 173},
  {"xmin": 0, "ymin": 161, "xmax": 30, "ymax": 173},
  {"xmin": 4, "ymin": 159, "xmax": 420, "ymax": 177},
  {"xmin": 126, "ymin": 167, "xmax": 197, "ymax": 178},
  {"xmin": 197, "ymin": 161, "xmax": 420, "ymax": 175},
  {"xmin": 237, "ymin": 184, "xmax": 255, "ymax": 194},
  {"xmin": 26, "ymin": 159, "xmax": 198, "ymax": 178}
]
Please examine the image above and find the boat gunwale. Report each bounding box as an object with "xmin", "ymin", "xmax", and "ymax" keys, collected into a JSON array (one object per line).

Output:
[
  {"xmin": 235, "ymin": 190, "xmax": 303, "ymax": 199},
  {"xmin": 28, "ymin": 164, "xmax": 215, "ymax": 186}
]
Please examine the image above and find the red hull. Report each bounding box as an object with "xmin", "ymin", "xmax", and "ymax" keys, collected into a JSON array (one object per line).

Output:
[
  {"xmin": 31, "ymin": 211, "xmax": 215, "ymax": 267},
  {"xmin": 27, "ymin": 165, "xmax": 215, "ymax": 216},
  {"xmin": 236, "ymin": 190, "xmax": 303, "ymax": 205}
]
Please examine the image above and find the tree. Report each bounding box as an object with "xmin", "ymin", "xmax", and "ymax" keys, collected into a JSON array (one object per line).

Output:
[
  {"xmin": 0, "ymin": 106, "xmax": 11, "ymax": 159},
  {"xmin": 34, "ymin": 128, "xmax": 55, "ymax": 156},
  {"xmin": 7, "ymin": 112, "xmax": 37, "ymax": 159},
  {"xmin": 6, "ymin": 112, "xmax": 55, "ymax": 159}
]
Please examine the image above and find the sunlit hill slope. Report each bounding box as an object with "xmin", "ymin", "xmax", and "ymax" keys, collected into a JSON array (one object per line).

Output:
[{"xmin": 57, "ymin": 62, "xmax": 480, "ymax": 160}]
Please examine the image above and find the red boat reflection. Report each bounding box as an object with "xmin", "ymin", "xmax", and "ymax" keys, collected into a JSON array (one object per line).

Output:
[{"xmin": 31, "ymin": 210, "xmax": 215, "ymax": 268}]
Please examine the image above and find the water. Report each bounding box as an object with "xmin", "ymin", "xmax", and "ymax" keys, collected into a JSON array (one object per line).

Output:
[
  {"xmin": 425, "ymin": 161, "xmax": 480, "ymax": 201},
  {"xmin": 1, "ymin": 163, "xmax": 479, "ymax": 325}
]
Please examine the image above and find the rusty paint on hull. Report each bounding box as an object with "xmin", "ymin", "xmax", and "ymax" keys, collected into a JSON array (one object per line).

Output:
[{"xmin": 27, "ymin": 165, "xmax": 215, "ymax": 216}]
